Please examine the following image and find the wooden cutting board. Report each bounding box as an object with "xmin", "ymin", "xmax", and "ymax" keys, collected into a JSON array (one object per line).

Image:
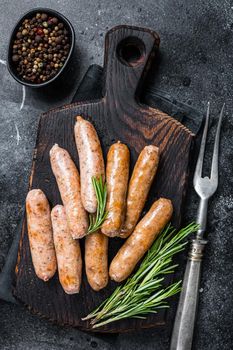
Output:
[{"xmin": 14, "ymin": 25, "xmax": 194, "ymax": 332}]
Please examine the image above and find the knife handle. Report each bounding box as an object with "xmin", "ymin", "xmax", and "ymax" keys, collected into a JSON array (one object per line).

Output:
[
  {"xmin": 0, "ymin": 212, "xmax": 24, "ymax": 303},
  {"xmin": 170, "ymin": 239, "xmax": 207, "ymax": 350}
]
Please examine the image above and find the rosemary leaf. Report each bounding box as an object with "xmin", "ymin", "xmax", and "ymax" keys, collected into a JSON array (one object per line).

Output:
[
  {"xmin": 83, "ymin": 222, "xmax": 198, "ymax": 327},
  {"xmin": 87, "ymin": 175, "xmax": 108, "ymax": 234}
]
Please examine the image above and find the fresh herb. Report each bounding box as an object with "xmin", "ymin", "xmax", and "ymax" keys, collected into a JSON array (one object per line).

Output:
[
  {"xmin": 87, "ymin": 176, "xmax": 108, "ymax": 234},
  {"xmin": 83, "ymin": 222, "xmax": 198, "ymax": 328}
]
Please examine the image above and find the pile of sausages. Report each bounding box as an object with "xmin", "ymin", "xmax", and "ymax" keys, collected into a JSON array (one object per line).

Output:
[{"xmin": 26, "ymin": 116, "xmax": 173, "ymax": 294}]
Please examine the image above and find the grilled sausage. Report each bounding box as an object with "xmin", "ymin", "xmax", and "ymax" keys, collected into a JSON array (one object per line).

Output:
[
  {"xmin": 51, "ymin": 205, "xmax": 82, "ymax": 294},
  {"xmin": 74, "ymin": 116, "xmax": 105, "ymax": 213},
  {"xmin": 120, "ymin": 145, "xmax": 159, "ymax": 238},
  {"xmin": 26, "ymin": 189, "xmax": 57, "ymax": 281},
  {"xmin": 50, "ymin": 144, "xmax": 88, "ymax": 239},
  {"xmin": 101, "ymin": 142, "xmax": 130, "ymax": 237},
  {"xmin": 110, "ymin": 198, "xmax": 173, "ymax": 282},
  {"xmin": 85, "ymin": 230, "xmax": 108, "ymax": 291}
]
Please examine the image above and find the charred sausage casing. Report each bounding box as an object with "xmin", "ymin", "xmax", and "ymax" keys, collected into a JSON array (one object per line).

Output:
[
  {"xmin": 51, "ymin": 205, "xmax": 82, "ymax": 294},
  {"xmin": 85, "ymin": 230, "xmax": 108, "ymax": 291},
  {"xmin": 120, "ymin": 145, "xmax": 159, "ymax": 238},
  {"xmin": 26, "ymin": 189, "xmax": 57, "ymax": 281},
  {"xmin": 74, "ymin": 116, "xmax": 105, "ymax": 214},
  {"xmin": 101, "ymin": 142, "xmax": 130, "ymax": 237},
  {"xmin": 50, "ymin": 144, "xmax": 88, "ymax": 239},
  {"xmin": 110, "ymin": 198, "xmax": 173, "ymax": 282}
]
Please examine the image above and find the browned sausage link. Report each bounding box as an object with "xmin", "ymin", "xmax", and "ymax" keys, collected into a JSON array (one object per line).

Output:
[
  {"xmin": 110, "ymin": 198, "xmax": 173, "ymax": 282},
  {"xmin": 51, "ymin": 205, "xmax": 82, "ymax": 294},
  {"xmin": 26, "ymin": 189, "xmax": 57, "ymax": 281},
  {"xmin": 74, "ymin": 116, "xmax": 105, "ymax": 213},
  {"xmin": 101, "ymin": 142, "xmax": 130, "ymax": 237},
  {"xmin": 120, "ymin": 145, "xmax": 159, "ymax": 238},
  {"xmin": 85, "ymin": 230, "xmax": 108, "ymax": 291},
  {"xmin": 50, "ymin": 144, "xmax": 88, "ymax": 239}
]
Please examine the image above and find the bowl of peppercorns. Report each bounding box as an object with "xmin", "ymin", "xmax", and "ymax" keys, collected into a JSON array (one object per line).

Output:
[{"xmin": 7, "ymin": 8, "xmax": 75, "ymax": 87}]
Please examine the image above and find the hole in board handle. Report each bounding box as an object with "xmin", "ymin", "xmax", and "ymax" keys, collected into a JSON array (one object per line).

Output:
[{"xmin": 116, "ymin": 36, "xmax": 146, "ymax": 67}]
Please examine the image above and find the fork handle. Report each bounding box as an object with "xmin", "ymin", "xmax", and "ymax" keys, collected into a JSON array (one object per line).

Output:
[
  {"xmin": 170, "ymin": 239, "xmax": 207, "ymax": 350},
  {"xmin": 196, "ymin": 198, "xmax": 208, "ymax": 239}
]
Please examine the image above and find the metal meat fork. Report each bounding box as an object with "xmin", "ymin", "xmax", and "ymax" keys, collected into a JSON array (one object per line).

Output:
[{"xmin": 170, "ymin": 102, "xmax": 225, "ymax": 350}]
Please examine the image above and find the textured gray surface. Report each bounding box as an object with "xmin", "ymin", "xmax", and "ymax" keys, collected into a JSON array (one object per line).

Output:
[{"xmin": 0, "ymin": 0, "xmax": 233, "ymax": 349}]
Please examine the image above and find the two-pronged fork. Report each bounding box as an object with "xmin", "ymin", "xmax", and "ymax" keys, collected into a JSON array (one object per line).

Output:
[{"xmin": 170, "ymin": 102, "xmax": 225, "ymax": 350}]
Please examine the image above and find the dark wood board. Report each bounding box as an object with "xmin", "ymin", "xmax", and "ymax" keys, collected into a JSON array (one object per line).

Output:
[{"xmin": 14, "ymin": 25, "xmax": 194, "ymax": 332}]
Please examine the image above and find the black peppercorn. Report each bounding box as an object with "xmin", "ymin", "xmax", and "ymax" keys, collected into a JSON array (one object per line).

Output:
[
  {"xmin": 51, "ymin": 17, "xmax": 58, "ymax": 24},
  {"xmin": 12, "ymin": 54, "xmax": 19, "ymax": 62},
  {"xmin": 11, "ymin": 12, "xmax": 70, "ymax": 83},
  {"xmin": 41, "ymin": 13, "xmax": 48, "ymax": 21},
  {"xmin": 35, "ymin": 35, "xmax": 42, "ymax": 42},
  {"xmin": 55, "ymin": 36, "xmax": 62, "ymax": 44},
  {"xmin": 16, "ymin": 32, "xmax": 22, "ymax": 39}
]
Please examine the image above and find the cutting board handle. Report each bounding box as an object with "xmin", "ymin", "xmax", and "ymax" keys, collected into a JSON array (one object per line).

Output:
[{"xmin": 103, "ymin": 25, "xmax": 160, "ymax": 105}]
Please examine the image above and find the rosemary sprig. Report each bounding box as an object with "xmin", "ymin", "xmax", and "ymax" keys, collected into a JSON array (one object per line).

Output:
[
  {"xmin": 83, "ymin": 222, "xmax": 198, "ymax": 328},
  {"xmin": 87, "ymin": 176, "xmax": 108, "ymax": 234}
]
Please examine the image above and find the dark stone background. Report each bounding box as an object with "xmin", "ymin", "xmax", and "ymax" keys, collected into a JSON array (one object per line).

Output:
[{"xmin": 0, "ymin": 1, "xmax": 233, "ymax": 349}]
